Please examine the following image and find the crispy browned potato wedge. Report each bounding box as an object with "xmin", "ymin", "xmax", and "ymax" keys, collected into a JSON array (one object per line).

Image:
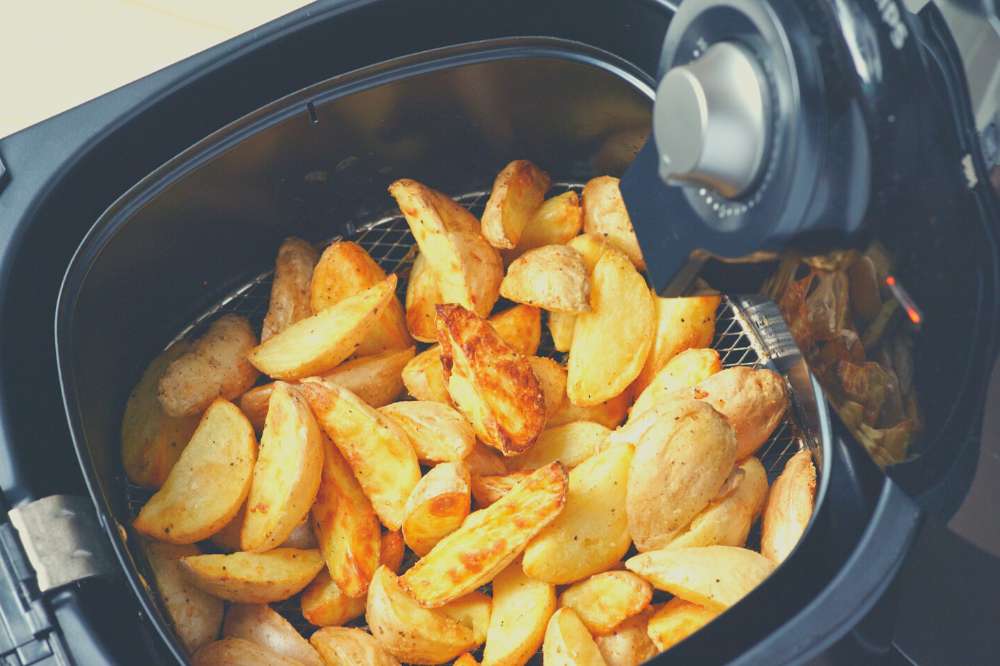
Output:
[
  {"xmin": 629, "ymin": 348, "xmax": 721, "ymax": 422},
  {"xmin": 403, "ymin": 462, "xmax": 471, "ymax": 556},
  {"xmin": 438, "ymin": 304, "xmax": 546, "ymax": 456},
  {"xmin": 158, "ymin": 315, "xmax": 259, "ymax": 417},
  {"xmin": 506, "ymin": 421, "xmax": 611, "ymax": 472},
  {"xmin": 241, "ymin": 383, "xmax": 324, "ymax": 552},
  {"xmin": 299, "ymin": 379, "xmax": 420, "ymax": 530},
  {"xmin": 310, "ymin": 627, "xmax": 401, "ymax": 666},
  {"xmin": 529, "ymin": 356, "xmax": 568, "ymax": 420},
  {"xmin": 145, "ymin": 542, "xmax": 223, "ymax": 655},
  {"xmin": 490, "ymin": 304, "xmax": 542, "ymax": 355},
  {"xmin": 134, "ymin": 400, "xmax": 256, "ymax": 543},
  {"xmin": 400, "ymin": 462, "xmax": 568, "ymax": 607},
  {"xmin": 439, "ymin": 591, "xmax": 492, "ymax": 647},
  {"xmin": 223, "ymin": 604, "xmax": 322, "ymax": 666},
  {"xmin": 582, "ymin": 175, "xmax": 644, "ymax": 270},
  {"xmin": 122, "ymin": 342, "xmax": 200, "ymax": 488},
  {"xmin": 669, "ymin": 457, "xmax": 768, "ymax": 549},
  {"xmin": 381, "ymin": 530, "xmax": 405, "ymax": 574},
  {"xmin": 389, "ymin": 179, "xmax": 502, "ymax": 318},
  {"xmin": 645, "ymin": 598, "xmax": 719, "ymax": 652},
  {"xmin": 481, "ymin": 160, "xmax": 551, "ymax": 249},
  {"xmin": 631, "ymin": 295, "xmax": 721, "ymax": 395},
  {"xmin": 402, "ymin": 347, "xmax": 452, "ymax": 404},
  {"xmin": 559, "ymin": 572, "xmax": 652, "ymax": 636},
  {"xmin": 549, "ymin": 392, "xmax": 629, "ymax": 430},
  {"xmin": 380, "ymin": 401, "xmax": 475, "ymax": 463},
  {"xmin": 180, "ymin": 549, "xmax": 325, "ymax": 604},
  {"xmin": 761, "ymin": 448, "xmax": 816, "ymax": 563},
  {"xmin": 626, "ymin": 546, "xmax": 775, "ymax": 612},
  {"xmin": 594, "ymin": 608, "xmax": 658, "ymax": 666},
  {"xmin": 191, "ymin": 638, "xmax": 301, "ymax": 666},
  {"xmin": 470, "ymin": 471, "xmax": 532, "ymax": 508},
  {"xmin": 406, "ymin": 252, "xmax": 444, "ymax": 342},
  {"xmin": 261, "ymin": 238, "xmax": 319, "ymax": 342},
  {"xmin": 500, "ymin": 246, "xmax": 590, "ymax": 313},
  {"xmin": 504, "ymin": 190, "xmax": 583, "ymax": 262},
  {"xmin": 548, "ymin": 311, "xmax": 577, "ymax": 353},
  {"xmin": 542, "ymin": 607, "xmax": 607, "ymax": 666},
  {"xmin": 482, "ymin": 562, "xmax": 556, "ymax": 666},
  {"xmin": 463, "ymin": 442, "xmax": 508, "ymax": 477}
]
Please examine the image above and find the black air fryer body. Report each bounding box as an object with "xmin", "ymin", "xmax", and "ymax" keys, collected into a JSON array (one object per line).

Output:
[{"xmin": 0, "ymin": 1, "xmax": 998, "ymax": 665}]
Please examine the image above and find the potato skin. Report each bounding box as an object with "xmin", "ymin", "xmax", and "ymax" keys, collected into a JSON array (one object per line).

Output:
[
  {"xmin": 594, "ymin": 608, "xmax": 658, "ymax": 666},
  {"xmin": 405, "ymin": 252, "xmax": 443, "ymax": 342},
  {"xmin": 504, "ymin": 190, "xmax": 583, "ymax": 262},
  {"xmin": 582, "ymin": 176, "xmax": 645, "ymax": 270},
  {"xmin": 761, "ymin": 448, "xmax": 816, "ymax": 563},
  {"xmin": 559, "ymin": 571, "xmax": 653, "ymax": 636},
  {"xmin": 380, "ymin": 401, "xmax": 475, "ymax": 463},
  {"xmin": 261, "ymin": 237, "xmax": 319, "ymax": 342},
  {"xmin": 645, "ymin": 598, "xmax": 719, "ymax": 652},
  {"xmin": 222, "ymin": 604, "xmax": 322, "ymax": 666},
  {"xmin": 145, "ymin": 542, "xmax": 223, "ymax": 655},
  {"xmin": 191, "ymin": 638, "xmax": 302, "ymax": 666},
  {"xmin": 500, "ymin": 245, "xmax": 591, "ymax": 313},
  {"xmin": 481, "ymin": 160, "xmax": 551, "ymax": 249},
  {"xmin": 310, "ymin": 627, "xmax": 400, "ymax": 666},
  {"xmin": 402, "ymin": 462, "xmax": 471, "ymax": 556}
]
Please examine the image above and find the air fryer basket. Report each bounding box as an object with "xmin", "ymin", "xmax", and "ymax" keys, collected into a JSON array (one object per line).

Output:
[{"xmin": 56, "ymin": 39, "xmax": 831, "ymax": 663}]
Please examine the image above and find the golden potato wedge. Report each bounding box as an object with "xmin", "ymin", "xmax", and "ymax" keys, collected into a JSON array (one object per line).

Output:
[
  {"xmin": 489, "ymin": 304, "xmax": 542, "ymax": 355},
  {"xmin": 506, "ymin": 421, "xmax": 611, "ymax": 472},
  {"xmin": 761, "ymin": 448, "xmax": 816, "ymax": 563},
  {"xmin": 669, "ymin": 457, "xmax": 768, "ymax": 549},
  {"xmin": 406, "ymin": 252, "xmax": 444, "ymax": 342},
  {"xmin": 134, "ymin": 400, "xmax": 256, "ymax": 543},
  {"xmin": 402, "ymin": 346, "xmax": 452, "ymax": 404},
  {"xmin": 528, "ymin": 356, "xmax": 568, "ymax": 420},
  {"xmin": 158, "ymin": 315, "xmax": 259, "ymax": 417},
  {"xmin": 594, "ymin": 608, "xmax": 657, "ymax": 666},
  {"xmin": 543, "ymin": 234, "xmax": 610, "ymax": 354},
  {"xmin": 500, "ymin": 246, "xmax": 590, "ymax": 313},
  {"xmin": 549, "ymin": 392, "xmax": 629, "ymax": 430},
  {"xmin": 559, "ymin": 572, "xmax": 652, "ymax": 636},
  {"xmin": 567, "ymin": 248, "xmax": 654, "ymax": 406},
  {"xmin": 440, "ymin": 591, "xmax": 492, "ymax": 647},
  {"xmin": 567, "ymin": 233, "xmax": 612, "ymax": 273},
  {"xmin": 548, "ymin": 311, "xmax": 576, "ymax": 353},
  {"xmin": 179, "ymin": 549, "xmax": 324, "ymax": 604},
  {"xmin": 192, "ymin": 638, "xmax": 301, "ymax": 666},
  {"xmin": 212, "ymin": 510, "xmax": 318, "ymax": 552},
  {"xmin": 389, "ymin": 178, "xmax": 502, "ymax": 318},
  {"xmin": 581, "ymin": 175, "xmax": 644, "ymax": 270},
  {"xmin": 145, "ymin": 542, "xmax": 223, "ymax": 655},
  {"xmin": 223, "ymin": 604, "xmax": 322, "ymax": 666},
  {"xmin": 625, "ymin": 546, "xmax": 775, "ymax": 612},
  {"xmin": 522, "ymin": 445, "xmax": 633, "ymax": 584},
  {"xmin": 403, "ymin": 462, "xmax": 472, "ymax": 556},
  {"xmin": 542, "ymin": 607, "xmax": 606, "ymax": 666},
  {"xmin": 249, "ymin": 276, "xmax": 397, "ymax": 380},
  {"xmin": 400, "ymin": 462, "xmax": 568, "ymax": 607},
  {"xmin": 122, "ymin": 342, "xmax": 200, "ymax": 488},
  {"xmin": 645, "ymin": 598, "xmax": 720, "ymax": 652},
  {"xmin": 299, "ymin": 379, "xmax": 420, "ymax": 531},
  {"xmin": 481, "ymin": 160, "xmax": 551, "ymax": 249},
  {"xmin": 380, "ymin": 401, "xmax": 475, "ymax": 463},
  {"xmin": 367, "ymin": 566, "xmax": 478, "ymax": 664},
  {"xmin": 629, "ymin": 348, "xmax": 721, "ymax": 422},
  {"xmin": 624, "ymin": 399, "xmax": 737, "ymax": 552},
  {"xmin": 482, "ymin": 561, "xmax": 556, "ymax": 666},
  {"xmin": 261, "ymin": 237, "xmax": 319, "ymax": 342},
  {"xmin": 438, "ymin": 304, "xmax": 546, "ymax": 456},
  {"xmin": 241, "ymin": 383, "xmax": 324, "ymax": 552},
  {"xmin": 470, "ymin": 471, "xmax": 532, "ymax": 508},
  {"xmin": 310, "ymin": 627, "xmax": 400, "ymax": 666},
  {"xmin": 463, "ymin": 442, "xmax": 508, "ymax": 477},
  {"xmin": 381, "ymin": 530, "xmax": 406, "ymax": 574},
  {"xmin": 504, "ymin": 190, "xmax": 583, "ymax": 261},
  {"xmin": 631, "ymin": 295, "xmax": 721, "ymax": 395},
  {"xmin": 455, "ymin": 653, "xmax": 480, "ymax": 666}
]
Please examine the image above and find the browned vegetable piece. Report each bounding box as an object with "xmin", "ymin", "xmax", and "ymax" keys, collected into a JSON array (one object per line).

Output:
[
  {"xmin": 402, "ymin": 462, "xmax": 472, "ymax": 556},
  {"xmin": 529, "ymin": 356, "xmax": 569, "ymax": 420},
  {"xmin": 761, "ymin": 449, "xmax": 817, "ymax": 563},
  {"xmin": 406, "ymin": 252, "xmax": 443, "ymax": 342},
  {"xmin": 261, "ymin": 238, "xmax": 319, "ymax": 342},
  {"xmin": 470, "ymin": 471, "xmax": 532, "ymax": 508},
  {"xmin": 463, "ymin": 441, "xmax": 508, "ymax": 477},
  {"xmin": 380, "ymin": 401, "xmax": 475, "ymax": 463},
  {"xmin": 481, "ymin": 160, "xmax": 551, "ymax": 249},
  {"xmin": 559, "ymin": 571, "xmax": 653, "ymax": 636},
  {"xmin": 645, "ymin": 598, "xmax": 720, "ymax": 652}
]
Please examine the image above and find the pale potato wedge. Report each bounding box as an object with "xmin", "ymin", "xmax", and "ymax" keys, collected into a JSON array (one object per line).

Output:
[
  {"xmin": 438, "ymin": 304, "xmax": 546, "ymax": 456},
  {"xmin": 481, "ymin": 160, "xmax": 551, "ymax": 249},
  {"xmin": 402, "ymin": 347, "xmax": 452, "ymax": 404},
  {"xmin": 470, "ymin": 471, "xmax": 532, "ymax": 508},
  {"xmin": 400, "ymin": 462, "xmax": 568, "ymax": 608},
  {"xmin": 670, "ymin": 457, "xmax": 768, "ymax": 549},
  {"xmin": 522, "ymin": 445, "xmax": 633, "ymax": 584},
  {"xmin": 482, "ymin": 561, "xmax": 556, "ymax": 666},
  {"xmin": 594, "ymin": 608, "xmax": 657, "ymax": 666},
  {"xmin": 528, "ymin": 356, "xmax": 568, "ymax": 420},
  {"xmin": 192, "ymin": 638, "xmax": 301, "ymax": 666},
  {"xmin": 629, "ymin": 348, "xmax": 721, "ymax": 422},
  {"xmin": 261, "ymin": 237, "xmax": 319, "ymax": 342},
  {"xmin": 631, "ymin": 295, "xmax": 721, "ymax": 395},
  {"xmin": 489, "ymin": 304, "xmax": 542, "ymax": 355},
  {"xmin": 500, "ymin": 245, "xmax": 590, "ymax": 313},
  {"xmin": 223, "ymin": 604, "xmax": 322, "ymax": 666},
  {"xmin": 625, "ymin": 546, "xmax": 776, "ymax": 612},
  {"xmin": 567, "ymin": 248, "xmax": 654, "ymax": 406},
  {"xmin": 559, "ymin": 572, "xmax": 652, "ymax": 636},
  {"xmin": 212, "ymin": 510, "xmax": 318, "ymax": 552},
  {"xmin": 645, "ymin": 598, "xmax": 720, "ymax": 652},
  {"xmin": 506, "ymin": 421, "xmax": 611, "ymax": 472},
  {"xmin": 439, "ymin": 591, "xmax": 492, "ymax": 647},
  {"xmin": 134, "ymin": 400, "xmax": 256, "ymax": 544},
  {"xmin": 406, "ymin": 252, "xmax": 444, "ymax": 342},
  {"xmin": 241, "ymin": 383, "xmax": 324, "ymax": 552},
  {"xmin": 122, "ymin": 341, "xmax": 200, "ymax": 488},
  {"xmin": 158, "ymin": 315, "xmax": 259, "ymax": 417},
  {"xmin": 249, "ymin": 276, "xmax": 397, "ymax": 380},
  {"xmin": 463, "ymin": 442, "xmax": 508, "ymax": 477},
  {"xmin": 381, "ymin": 530, "xmax": 406, "ymax": 574},
  {"xmin": 542, "ymin": 608, "xmax": 607, "ymax": 666},
  {"xmin": 145, "ymin": 542, "xmax": 223, "ymax": 655},
  {"xmin": 581, "ymin": 175, "xmax": 644, "ymax": 270},
  {"xmin": 549, "ymin": 392, "xmax": 629, "ymax": 430},
  {"xmin": 567, "ymin": 233, "xmax": 612, "ymax": 273},
  {"xmin": 504, "ymin": 190, "xmax": 583, "ymax": 261},
  {"xmin": 455, "ymin": 653, "xmax": 480, "ymax": 666},
  {"xmin": 548, "ymin": 311, "xmax": 576, "ymax": 353},
  {"xmin": 310, "ymin": 627, "xmax": 400, "ymax": 666},
  {"xmin": 624, "ymin": 399, "xmax": 737, "ymax": 552},
  {"xmin": 299, "ymin": 379, "xmax": 420, "ymax": 530},
  {"xmin": 761, "ymin": 448, "xmax": 816, "ymax": 563},
  {"xmin": 389, "ymin": 179, "xmax": 502, "ymax": 318},
  {"xmin": 543, "ymin": 234, "xmax": 610, "ymax": 354},
  {"xmin": 380, "ymin": 401, "xmax": 475, "ymax": 463},
  {"xmin": 403, "ymin": 462, "xmax": 471, "ymax": 556},
  {"xmin": 367, "ymin": 566, "xmax": 478, "ymax": 664},
  {"xmin": 179, "ymin": 549, "xmax": 325, "ymax": 604}
]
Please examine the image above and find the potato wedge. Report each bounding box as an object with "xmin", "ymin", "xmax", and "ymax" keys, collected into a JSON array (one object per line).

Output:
[
  {"xmin": 192, "ymin": 638, "xmax": 301, "ymax": 666},
  {"xmin": 145, "ymin": 542, "xmax": 223, "ymax": 655},
  {"xmin": 506, "ymin": 421, "xmax": 611, "ymax": 472},
  {"xmin": 213, "ymin": 510, "xmax": 318, "ymax": 552},
  {"xmin": 528, "ymin": 356, "xmax": 568, "ymax": 420},
  {"xmin": 504, "ymin": 190, "xmax": 583, "ymax": 261},
  {"xmin": 490, "ymin": 304, "xmax": 542, "ymax": 355},
  {"xmin": 567, "ymin": 248, "xmax": 654, "ymax": 406},
  {"xmin": 179, "ymin": 549, "xmax": 324, "ymax": 604},
  {"xmin": 669, "ymin": 457, "xmax": 768, "ymax": 549},
  {"xmin": 440, "ymin": 591, "xmax": 492, "ymax": 647},
  {"xmin": 624, "ymin": 399, "xmax": 736, "ymax": 552},
  {"xmin": 594, "ymin": 608, "xmax": 657, "ymax": 666},
  {"xmin": 543, "ymin": 234, "xmax": 610, "ymax": 354},
  {"xmin": 542, "ymin": 608, "xmax": 607, "ymax": 666},
  {"xmin": 470, "ymin": 471, "xmax": 532, "ymax": 508},
  {"xmin": 380, "ymin": 401, "xmax": 475, "ymax": 463},
  {"xmin": 367, "ymin": 566, "xmax": 478, "ymax": 664},
  {"xmin": 389, "ymin": 178, "xmax": 502, "ymax": 318},
  {"xmin": 629, "ymin": 348, "xmax": 721, "ymax": 422},
  {"xmin": 567, "ymin": 233, "xmax": 612, "ymax": 273},
  {"xmin": 158, "ymin": 315, "xmax": 259, "ymax": 417},
  {"xmin": 463, "ymin": 442, "xmax": 508, "ymax": 477},
  {"xmin": 381, "ymin": 530, "xmax": 406, "ymax": 574},
  {"xmin": 299, "ymin": 379, "xmax": 420, "ymax": 530},
  {"xmin": 500, "ymin": 246, "xmax": 590, "ymax": 313},
  {"xmin": 631, "ymin": 295, "xmax": 721, "ymax": 395},
  {"xmin": 559, "ymin": 572, "xmax": 652, "ymax": 636},
  {"xmin": 241, "ymin": 383, "xmax": 324, "ymax": 552},
  {"xmin": 403, "ymin": 462, "xmax": 471, "ymax": 556},
  {"xmin": 134, "ymin": 400, "xmax": 256, "ymax": 543},
  {"xmin": 482, "ymin": 561, "xmax": 556, "ymax": 666},
  {"xmin": 761, "ymin": 448, "xmax": 816, "ymax": 563},
  {"xmin": 549, "ymin": 392, "xmax": 629, "ymax": 430},
  {"xmin": 406, "ymin": 252, "xmax": 444, "ymax": 342},
  {"xmin": 481, "ymin": 160, "xmax": 551, "ymax": 249},
  {"xmin": 625, "ymin": 546, "xmax": 775, "ymax": 612},
  {"xmin": 261, "ymin": 237, "xmax": 319, "ymax": 342},
  {"xmin": 223, "ymin": 604, "xmax": 322, "ymax": 666},
  {"xmin": 402, "ymin": 346, "xmax": 452, "ymax": 404},
  {"xmin": 455, "ymin": 653, "xmax": 480, "ymax": 666},
  {"xmin": 582, "ymin": 175, "xmax": 644, "ymax": 270},
  {"xmin": 282, "ymin": 520, "xmax": 319, "ymax": 550},
  {"xmin": 310, "ymin": 627, "xmax": 400, "ymax": 666},
  {"xmin": 122, "ymin": 342, "xmax": 200, "ymax": 488},
  {"xmin": 548, "ymin": 311, "xmax": 576, "ymax": 353},
  {"xmin": 400, "ymin": 462, "xmax": 568, "ymax": 607},
  {"xmin": 522, "ymin": 445, "xmax": 633, "ymax": 584},
  {"xmin": 646, "ymin": 598, "xmax": 719, "ymax": 652},
  {"xmin": 438, "ymin": 304, "xmax": 546, "ymax": 456},
  {"xmin": 249, "ymin": 276, "xmax": 397, "ymax": 380}
]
